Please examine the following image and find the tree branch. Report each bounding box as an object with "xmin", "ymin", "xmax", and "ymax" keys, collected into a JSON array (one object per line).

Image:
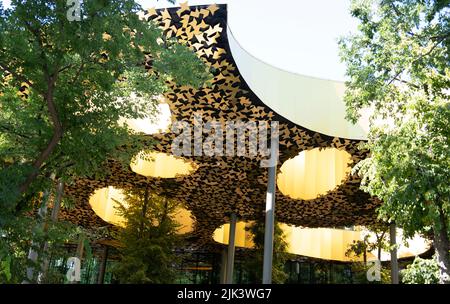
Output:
[
  {"xmin": 12, "ymin": 20, "xmax": 67, "ymax": 197},
  {"xmin": 386, "ymin": 69, "xmax": 404, "ymax": 86},
  {"xmin": 389, "ymin": 2, "xmax": 402, "ymax": 18},
  {"xmin": 430, "ymin": 32, "xmax": 450, "ymax": 41},
  {"xmin": 24, "ymin": 21, "xmax": 49, "ymax": 76},
  {"xmin": 393, "ymin": 77, "xmax": 421, "ymax": 89},
  {"xmin": 71, "ymin": 62, "xmax": 85, "ymax": 84},
  {"xmin": 0, "ymin": 63, "xmax": 34, "ymax": 88},
  {"xmin": 18, "ymin": 75, "xmax": 63, "ymax": 196},
  {"xmin": 58, "ymin": 64, "xmax": 73, "ymax": 74},
  {"xmin": 387, "ymin": 36, "xmax": 446, "ymax": 87},
  {"xmin": 0, "ymin": 124, "xmax": 31, "ymax": 139}
]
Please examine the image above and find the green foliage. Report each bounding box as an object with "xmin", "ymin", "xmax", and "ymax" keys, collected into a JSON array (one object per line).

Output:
[
  {"xmin": 346, "ymin": 236, "xmax": 371, "ymax": 262},
  {"xmin": 344, "ymin": 225, "xmax": 391, "ymax": 284},
  {"xmin": 339, "ymin": 0, "xmax": 449, "ymax": 125},
  {"xmin": 350, "ymin": 99, "xmax": 450, "ymax": 237},
  {"xmin": 402, "ymin": 256, "xmax": 440, "ymax": 284},
  {"xmin": 346, "ymin": 225, "xmax": 389, "ymax": 262},
  {"xmin": 0, "ymin": 0, "xmax": 211, "ymax": 214},
  {"xmin": 0, "ymin": 209, "xmax": 80, "ymax": 283},
  {"xmin": 242, "ymin": 221, "xmax": 288, "ymax": 284},
  {"xmin": 0, "ymin": 1, "xmax": 210, "ymax": 284},
  {"xmin": 112, "ymin": 188, "xmax": 181, "ymax": 284},
  {"xmin": 339, "ymin": 0, "xmax": 449, "ymax": 282},
  {"xmin": 350, "ymin": 262, "xmax": 391, "ymax": 284}
]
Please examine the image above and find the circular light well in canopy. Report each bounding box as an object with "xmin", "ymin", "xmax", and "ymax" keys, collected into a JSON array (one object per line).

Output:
[
  {"xmin": 130, "ymin": 151, "xmax": 198, "ymax": 178},
  {"xmin": 88, "ymin": 186, "xmax": 194, "ymax": 234},
  {"xmin": 213, "ymin": 223, "xmax": 430, "ymax": 262},
  {"xmin": 89, "ymin": 186, "xmax": 126, "ymax": 226},
  {"xmin": 277, "ymin": 147, "xmax": 352, "ymax": 200},
  {"xmin": 213, "ymin": 223, "xmax": 364, "ymax": 261}
]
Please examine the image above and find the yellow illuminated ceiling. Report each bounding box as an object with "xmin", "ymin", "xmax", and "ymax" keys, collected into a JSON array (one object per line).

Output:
[
  {"xmin": 277, "ymin": 148, "xmax": 352, "ymax": 200},
  {"xmin": 89, "ymin": 186, "xmax": 127, "ymax": 226},
  {"xmin": 88, "ymin": 186, "xmax": 194, "ymax": 234},
  {"xmin": 173, "ymin": 206, "xmax": 195, "ymax": 235},
  {"xmin": 212, "ymin": 223, "xmax": 365, "ymax": 262},
  {"xmin": 213, "ymin": 221, "xmax": 255, "ymax": 249},
  {"xmin": 283, "ymin": 226, "xmax": 373, "ymax": 262},
  {"xmin": 213, "ymin": 223, "xmax": 430, "ymax": 262},
  {"xmin": 130, "ymin": 151, "xmax": 198, "ymax": 178}
]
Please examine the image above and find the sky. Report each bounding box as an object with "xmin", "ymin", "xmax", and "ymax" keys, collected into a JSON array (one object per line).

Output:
[
  {"xmin": 137, "ymin": 0, "xmax": 359, "ymax": 81},
  {"xmin": 1, "ymin": 0, "xmax": 359, "ymax": 81}
]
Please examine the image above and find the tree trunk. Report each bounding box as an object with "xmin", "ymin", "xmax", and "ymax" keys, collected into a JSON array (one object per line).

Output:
[
  {"xmin": 160, "ymin": 197, "xmax": 169, "ymax": 225},
  {"xmin": 22, "ymin": 189, "xmax": 51, "ymax": 283},
  {"xmin": 70, "ymin": 234, "xmax": 85, "ymax": 284},
  {"xmin": 434, "ymin": 206, "xmax": 450, "ymax": 284},
  {"xmin": 140, "ymin": 185, "xmax": 149, "ymax": 237},
  {"xmin": 220, "ymin": 247, "xmax": 228, "ymax": 284},
  {"xmin": 18, "ymin": 132, "xmax": 62, "ymax": 195},
  {"xmin": 377, "ymin": 231, "xmax": 385, "ymax": 261},
  {"xmin": 39, "ymin": 180, "xmax": 64, "ymax": 282},
  {"xmin": 18, "ymin": 77, "xmax": 62, "ymax": 197},
  {"xmin": 97, "ymin": 246, "xmax": 109, "ymax": 284},
  {"xmin": 390, "ymin": 222, "xmax": 399, "ymax": 284}
]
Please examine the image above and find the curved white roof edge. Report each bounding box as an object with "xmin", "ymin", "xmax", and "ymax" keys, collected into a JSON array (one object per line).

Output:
[{"xmin": 227, "ymin": 25, "xmax": 369, "ymax": 141}]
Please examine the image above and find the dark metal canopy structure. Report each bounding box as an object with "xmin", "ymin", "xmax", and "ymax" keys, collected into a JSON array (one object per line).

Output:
[{"xmin": 61, "ymin": 4, "xmax": 380, "ymax": 246}]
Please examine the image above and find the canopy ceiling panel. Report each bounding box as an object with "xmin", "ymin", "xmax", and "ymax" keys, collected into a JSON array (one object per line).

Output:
[
  {"xmin": 227, "ymin": 27, "xmax": 369, "ymax": 140},
  {"xmin": 61, "ymin": 4, "xmax": 380, "ymax": 247}
]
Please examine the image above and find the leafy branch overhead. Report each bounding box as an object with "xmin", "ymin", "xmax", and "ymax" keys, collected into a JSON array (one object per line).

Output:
[{"xmin": 0, "ymin": 0, "xmax": 211, "ymax": 213}]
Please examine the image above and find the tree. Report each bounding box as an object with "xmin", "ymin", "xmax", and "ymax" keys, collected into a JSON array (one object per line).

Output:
[
  {"xmin": 0, "ymin": 207, "xmax": 80, "ymax": 283},
  {"xmin": 346, "ymin": 235, "xmax": 371, "ymax": 264},
  {"xmin": 242, "ymin": 221, "xmax": 288, "ymax": 284},
  {"xmin": 0, "ymin": 0, "xmax": 210, "ymax": 215},
  {"xmin": 349, "ymin": 262, "xmax": 391, "ymax": 284},
  {"xmin": 0, "ymin": 0, "xmax": 210, "ymax": 284},
  {"xmin": 112, "ymin": 187, "xmax": 181, "ymax": 284},
  {"xmin": 345, "ymin": 225, "xmax": 391, "ymax": 284},
  {"xmin": 346, "ymin": 224, "xmax": 390, "ymax": 263},
  {"xmin": 339, "ymin": 0, "xmax": 449, "ymax": 283},
  {"xmin": 402, "ymin": 256, "xmax": 440, "ymax": 284}
]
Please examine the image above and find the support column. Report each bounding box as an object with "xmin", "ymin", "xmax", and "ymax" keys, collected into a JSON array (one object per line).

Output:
[
  {"xmin": 390, "ymin": 222, "xmax": 399, "ymax": 284},
  {"xmin": 262, "ymin": 142, "xmax": 277, "ymax": 284},
  {"xmin": 225, "ymin": 213, "xmax": 237, "ymax": 284},
  {"xmin": 23, "ymin": 189, "xmax": 51, "ymax": 284},
  {"xmin": 219, "ymin": 247, "xmax": 228, "ymax": 284},
  {"xmin": 39, "ymin": 180, "xmax": 64, "ymax": 282},
  {"xmin": 97, "ymin": 245, "xmax": 109, "ymax": 284},
  {"xmin": 71, "ymin": 234, "xmax": 85, "ymax": 284}
]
